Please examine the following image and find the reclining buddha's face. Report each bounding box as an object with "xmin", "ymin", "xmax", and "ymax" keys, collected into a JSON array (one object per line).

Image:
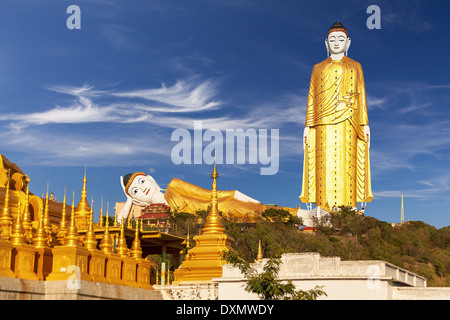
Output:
[{"xmin": 126, "ymin": 174, "xmax": 165, "ymax": 206}]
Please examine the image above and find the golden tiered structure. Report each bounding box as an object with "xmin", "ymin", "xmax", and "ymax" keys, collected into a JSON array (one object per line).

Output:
[
  {"xmin": 0, "ymin": 154, "xmax": 185, "ymax": 289},
  {"xmin": 173, "ymin": 162, "xmax": 234, "ymax": 283}
]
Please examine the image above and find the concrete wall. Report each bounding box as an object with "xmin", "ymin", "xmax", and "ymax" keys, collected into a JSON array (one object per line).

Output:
[
  {"xmin": 392, "ymin": 287, "xmax": 450, "ymax": 300},
  {"xmin": 154, "ymin": 282, "xmax": 217, "ymax": 300},
  {"xmin": 213, "ymin": 252, "xmax": 449, "ymax": 300},
  {"xmin": 0, "ymin": 277, "xmax": 45, "ymax": 300},
  {"xmin": 0, "ymin": 276, "xmax": 162, "ymax": 300},
  {"xmin": 2, "ymin": 252, "xmax": 449, "ymax": 300}
]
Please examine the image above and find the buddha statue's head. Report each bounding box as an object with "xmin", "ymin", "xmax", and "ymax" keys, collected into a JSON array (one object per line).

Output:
[
  {"xmin": 121, "ymin": 172, "xmax": 166, "ymax": 207},
  {"xmin": 325, "ymin": 21, "xmax": 351, "ymax": 57}
]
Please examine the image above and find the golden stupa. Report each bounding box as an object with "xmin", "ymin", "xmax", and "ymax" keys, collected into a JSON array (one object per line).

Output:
[
  {"xmin": 0, "ymin": 154, "xmax": 184, "ymax": 289},
  {"xmin": 173, "ymin": 162, "xmax": 234, "ymax": 283}
]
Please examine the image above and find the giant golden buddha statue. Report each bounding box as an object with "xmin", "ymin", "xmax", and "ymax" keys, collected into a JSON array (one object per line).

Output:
[
  {"xmin": 300, "ymin": 22, "xmax": 373, "ymax": 211},
  {"xmin": 116, "ymin": 172, "xmax": 294, "ymax": 223}
]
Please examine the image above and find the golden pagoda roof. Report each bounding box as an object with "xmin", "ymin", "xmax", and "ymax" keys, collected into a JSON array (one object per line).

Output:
[{"xmin": 75, "ymin": 168, "xmax": 90, "ymax": 216}]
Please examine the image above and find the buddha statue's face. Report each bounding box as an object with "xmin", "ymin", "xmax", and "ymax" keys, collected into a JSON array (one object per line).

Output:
[
  {"xmin": 127, "ymin": 174, "xmax": 161, "ymax": 206},
  {"xmin": 326, "ymin": 31, "xmax": 350, "ymax": 55}
]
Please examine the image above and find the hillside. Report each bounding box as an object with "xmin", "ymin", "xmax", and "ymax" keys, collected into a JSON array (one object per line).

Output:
[{"xmin": 170, "ymin": 207, "xmax": 449, "ymax": 287}]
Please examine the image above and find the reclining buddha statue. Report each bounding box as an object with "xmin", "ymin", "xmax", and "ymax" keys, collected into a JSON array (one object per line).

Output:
[{"xmin": 116, "ymin": 171, "xmax": 292, "ymax": 224}]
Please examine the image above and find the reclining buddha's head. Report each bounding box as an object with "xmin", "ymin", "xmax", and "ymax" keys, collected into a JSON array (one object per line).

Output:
[{"xmin": 122, "ymin": 172, "xmax": 166, "ymax": 207}]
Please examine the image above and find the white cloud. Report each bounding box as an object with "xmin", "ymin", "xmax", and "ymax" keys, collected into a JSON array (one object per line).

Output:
[
  {"xmin": 0, "ymin": 126, "xmax": 171, "ymax": 167},
  {"xmin": 0, "ymin": 79, "xmax": 222, "ymax": 129},
  {"xmin": 0, "ymin": 77, "xmax": 307, "ymax": 167},
  {"xmin": 98, "ymin": 24, "xmax": 138, "ymax": 50},
  {"xmin": 112, "ymin": 79, "xmax": 222, "ymax": 112},
  {"xmin": 367, "ymin": 95, "xmax": 387, "ymax": 110},
  {"xmin": 374, "ymin": 173, "xmax": 450, "ymax": 201}
]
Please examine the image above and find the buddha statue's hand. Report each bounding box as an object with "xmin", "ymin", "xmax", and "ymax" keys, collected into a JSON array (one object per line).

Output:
[
  {"xmin": 303, "ymin": 127, "xmax": 310, "ymax": 150},
  {"xmin": 120, "ymin": 176, "xmax": 132, "ymax": 201},
  {"xmin": 364, "ymin": 125, "xmax": 370, "ymax": 148},
  {"xmin": 117, "ymin": 176, "xmax": 133, "ymax": 224}
]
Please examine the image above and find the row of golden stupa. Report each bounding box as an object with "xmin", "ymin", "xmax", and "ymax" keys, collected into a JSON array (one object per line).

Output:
[
  {"xmin": 0, "ymin": 170, "xmax": 160, "ymax": 288},
  {"xmin": 0, "ymin": 154, "xmax": 249, "ymax": 289}
]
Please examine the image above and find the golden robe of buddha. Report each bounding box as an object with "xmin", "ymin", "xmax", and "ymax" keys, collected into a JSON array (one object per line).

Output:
[
  {"xmin": 164, "ymin": 178, "xmax": 268, "ymax": 219},
  {"xmin": 300, "ymin": 22, "xmax": 373, "ymax": 210},
  {"xmin": 118, "ymin": 172, "xmax": 296, "ymax": 223}
]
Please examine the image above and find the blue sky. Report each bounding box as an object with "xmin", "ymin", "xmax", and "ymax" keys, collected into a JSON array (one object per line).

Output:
[{"xmin": 0, "ymin": 0, "xmax": 449, "ymax": 228}]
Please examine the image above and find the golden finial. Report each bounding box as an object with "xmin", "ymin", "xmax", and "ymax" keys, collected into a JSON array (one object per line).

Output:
[
  {"xmin": 116, "ymin": 217, "xmax": 129, "ymax": 257},
  {"xmin": 10, "ymin": 199, "xmax": 26, "ymax": 246},
  {"xmin": 113, "ymin": 201, "xmax": 117, "ymax": 227},
  {"xmin": 256, "ymin": 239, "xmax": 263, "ymax": 263},
  {"xmin": 130, "ymin": 219, "xmax": 142, "ymax": 259},
  {"xmin": 183, "ymin": 226, "xmax": 191, "ymax": 261},
  {"xmin": 0, "ymin": 170, "xmax": 13, "ymax": 240},
  {"xmin": 75, "ymin": 166, "xmax": 90, "ymax": 217},
  {"xmin": 59, "ymin": 186, "xmax": 67, "ymax": 230},
  {"xmin": 33, "ymin": 202, "xmax": 49, "ymax": 249},
  {"xmin": 140, "ymin": 217, "xmax": 143, "ymax": 232},
  {"xmin": 64, "ymin": 191, "xmax": 81, "ymax": 247},
  {"xmin": 99, "ymin": 196, "xmax": 104, "ymax": 227},
  {"xmin": 202, "ymin": 162, "xmax": 225, "ymax": 234},
  {"xmin": 99, "ymin": 209, "xmax": 113, "ymax": 255},
  {"xmin": 43, "ymin": 182, "xmax": 51, "ymax": 234},
  {"xmin": 22, "ymin": 184, "xmax": 33, "ymax": 241},
  {"xmin": 90, "ymin": 197, "xmax": 94, "ymax": 223},
  {"xmin": 83, "ymin": 198, "xmax": 98, "ymax": 251}
]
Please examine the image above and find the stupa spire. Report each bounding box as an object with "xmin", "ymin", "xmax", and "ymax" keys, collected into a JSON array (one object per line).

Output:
[
  {"xmin": 59, "ymin": 187, "xmax": 67, "ymax": 230},
  {"xmin": 202, "ymin": 162, "xmax": 225, "ymax": 234},
  {"xmin": 130, "ymin": 219, "xmax": 142, "ymax": 259},
  {"xmin": 22, "ymin": 184, "xmax": 33, "ymax": 241},
  {"xmin": 83, "ymin": 198, "xmax": 98, "ymax": 251},
  {"xmin": 75, "ymin": 167, "xmax": 90, "ymax": 217},
  {"xmin": 99, "ymin": 208, "xmax": 113, "ymax": 255},
  {"xmin": 33, "ymin": 202, "xmax": 49, "ymax": 249},
  {"xmin": 116, "ymin": 217, "xmax": 129, "ymax": 257},
  {"xmin": 43, "ymin": 182, "xmax": 51, "ymax": 235},
  {"xmin": 183, "ymin": 226, "xmax": 191, "ymax": 261},
  {"xmin": 98, "ymin": 196, "xmax": 104, "ymax": 227},
  {"xmin": 64, "ymin": 192, "xmax": 81, "ymax": 247},
  {"xmin": 10, "ymin": 200, "xmax": 26, "ymax": 246},
  {"xmin": 256, "ymin": 239, "xmax": 263, "ymax": 263},
  {"xmin": 0, "ymin": 170, "xmax": 13, "ymax": 240}
]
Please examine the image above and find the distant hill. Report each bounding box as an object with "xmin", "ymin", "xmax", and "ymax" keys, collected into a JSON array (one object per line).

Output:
[
  {"xmin": 170, "ymin": 207, "xmax": 449, "ymax": 287},
  {"xmin": 223, "ymin": 207, "xmax": 450, "ymax": 287}
]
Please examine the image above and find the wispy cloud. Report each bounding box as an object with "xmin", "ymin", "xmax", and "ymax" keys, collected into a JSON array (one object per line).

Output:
[
  {"xmin": 98, "ymin": 24, "xmax": 138, "ymax": 50},
  {"xmin": 374, "ymin": 173, "xmax": 450, "ymax": 201},
  {"xmin": 112, "ymin": 79, "xmax": 222, "ymax": 112},
  {"xmin": 367, "ymin": 95, "xmax": 387, "ymax": 110},
  {"xmin": 0, "ymin": 79, "xmax": 222, "ymax": 130},
  {"xmin": 0, "ymin": 77, "xmax": 306, "ymax": 166},
  {"xmin": 381, "ymin": 0, "xmax": 434, "ymax": 34},
  {"xmin": 0, "ymin": 125, "xmax": 172, "ymax": 167}
]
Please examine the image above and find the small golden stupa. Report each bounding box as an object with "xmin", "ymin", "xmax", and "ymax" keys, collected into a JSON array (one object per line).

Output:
[
  {"xmin": 74, "ymin": 168, "xmax": 90, "ymax": 229},
  {"xmin": 0, "ymin": 154, "xmax": 183, "ymax": 291},
  {"xmin": 173, "ymin": 162, "xmax": 234, "ymax": 283}
]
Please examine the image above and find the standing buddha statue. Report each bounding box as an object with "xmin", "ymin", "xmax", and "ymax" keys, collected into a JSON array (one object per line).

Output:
[{"xmin": 300, "ymin": 22, "xmax": 373, "ymax": 210}]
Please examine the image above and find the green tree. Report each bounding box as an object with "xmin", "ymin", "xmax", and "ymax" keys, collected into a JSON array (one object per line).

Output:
[
  {"xmin": 223, "ymin": 250, "xmax": 326, "ymax": 300},
  {"xmin": 262, "ymin": 207, "xmax": 302, "ymax": 225}
]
